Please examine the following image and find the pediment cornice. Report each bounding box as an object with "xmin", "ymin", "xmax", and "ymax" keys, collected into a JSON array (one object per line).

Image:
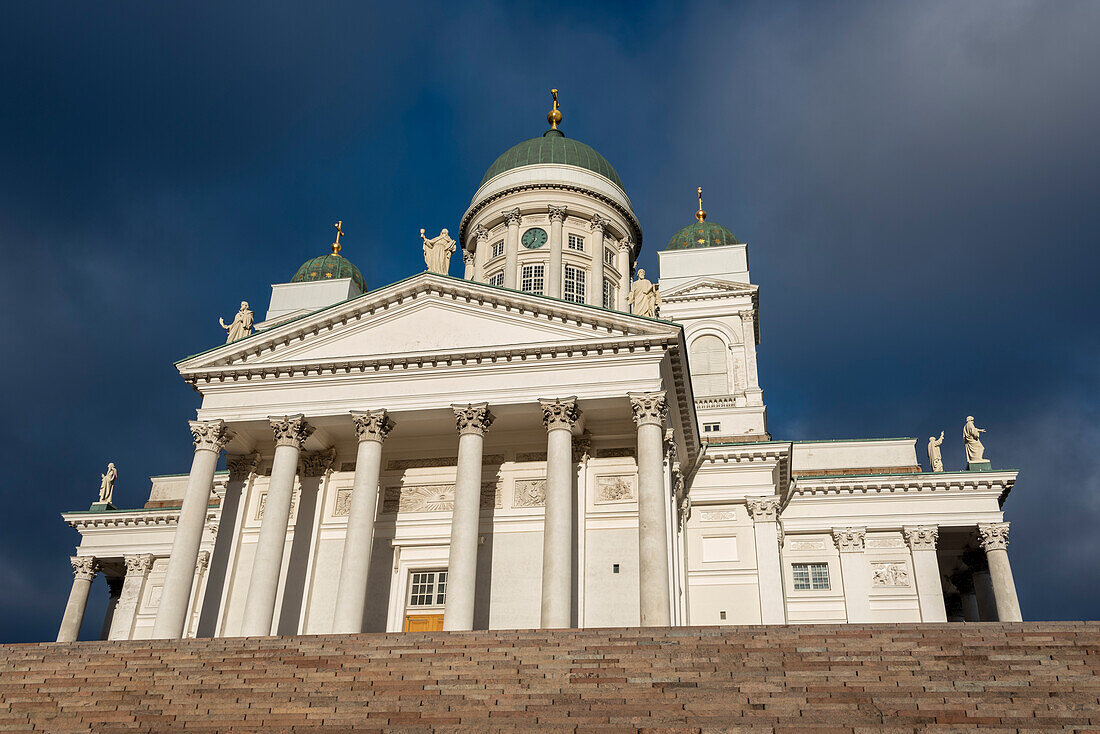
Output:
[{"xmin": 660, "ymin": 277, "xmax": 759, "ymax": 302}]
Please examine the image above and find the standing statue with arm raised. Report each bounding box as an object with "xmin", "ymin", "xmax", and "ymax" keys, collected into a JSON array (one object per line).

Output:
[
  {"xmin": 421, "ymin": 228, "xmax": 456, "ymax": 275},
  {"xmin": 626, "ymin": 268, "xmax": 660, "ymax": 318},
  {"xmin": 927, "ymin": 431, "xmax": 945, "ymax": 472},
  {"xmin": 219, "ymin": 301, "xmax": 254, "ymax": 343},
  {"xmin": 963, "ymin": 416, "xmax": 987, "ymax": 463}
]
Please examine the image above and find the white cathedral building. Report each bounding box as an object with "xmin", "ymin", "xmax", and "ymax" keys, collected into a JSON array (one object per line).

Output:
[{"xmin": 57, "ymin": 96, "xmax": 1023, "ymax": 643}]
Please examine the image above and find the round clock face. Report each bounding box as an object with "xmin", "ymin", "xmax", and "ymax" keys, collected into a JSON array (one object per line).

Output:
[{"xmin": 521, "ymin": 227, "xmax": 548, "ymax": 249}]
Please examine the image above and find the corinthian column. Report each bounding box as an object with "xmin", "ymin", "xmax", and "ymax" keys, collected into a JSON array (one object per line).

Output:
[
  {"xmin": 747, "ymin": 496, "xmax": 786, "ymax": 624},
  {"xmin": 109, "ymin": 554, "xmax": 154, "ymax": 640},
  {"xmin": 617, "ymin": 238, "xmax": 632, "ymax": 312},
  {"xmin": 904, "ymin": 526, "xmax": 947, "ymax": 622},
  {"xmin": 502, "ymin": 209, "xmax": 521, "ymax": 289},
  {"xmin": 57, "ymin": 556, "xmax": 98, "ymax": 642},
  {"xmin": 241, "ymin": 414, "xmax": 314, "ymax": 636},
  {"xmin": 443, "ymin": 403, "xmax": 494, "ymax": 631},
  {"xmin": 462, "ymin": 250, "xmax": 475, "ymax": 280},
  {"xmin": 588, "ymin": 215, "xmax": 607, "ymax": 307},
  {"xmin": 547, "ymin": 205, "xmax": 567, "ymax": 298},
  {"xmin": 978, "ymin": 522, "xmax": 1022, "ymax": 622},
  {"xmin": 539, "ymin": 397, "xmax": 581, "ymax": 628},
  {"xmin": 833, "ymin": 528, "xmax": 871, "ymax": 623},
  {"xmin": 153, "ymin": 419, "xmax": 232, "ymax": 639},
  {"xmin": 332, "ymin": 409, "xmax": 395, "ymax": 633},
  {"xmin": 471, "ymin": 225, "xmax": 490, "ymax": 282},
  {"xmin": 629, "ymin": 391, "xmax": 671, "ymax": 627}
]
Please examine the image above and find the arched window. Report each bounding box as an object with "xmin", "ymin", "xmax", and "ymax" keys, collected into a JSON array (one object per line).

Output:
[{"xmin": 690, "ymin": 335, "xmax": 729, "ymax": 397}]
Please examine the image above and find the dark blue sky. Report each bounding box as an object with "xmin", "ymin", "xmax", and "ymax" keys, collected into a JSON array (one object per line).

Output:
[{"xmin": 1, "ymin": 1, "xmax": 1097, "ymax": 642}]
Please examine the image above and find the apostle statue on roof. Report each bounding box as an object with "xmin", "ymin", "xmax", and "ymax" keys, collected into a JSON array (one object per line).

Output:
[
  {"xmin": 421, "ymin": 228, "xmax": 456, "ymax": 275},
  {"xmin": 99, "ymin": 462, "xmax": 116, "ymax": 504},
  {"xmin": 927, "ymin": 431, "xmax": 945, "ymax": 472},
  {"xmin": 963, "ymin": 416, "xmax": 987, "ymax": 463},
  {"xmin": 219, "ymin": 301, "xmax": 254, "ymax": 343},
  {"xmin": 627, "ymin": 269, "xmax": 660, "ymax": 318}
]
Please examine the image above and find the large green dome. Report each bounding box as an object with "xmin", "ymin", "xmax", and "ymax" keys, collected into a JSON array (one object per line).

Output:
[
  {"xmin": 667, "ymin": 220, "xmax": 742, "ymax": 250},
  {"xmin": 480, "ymin": 130, "xmax": 624, "ymax": 190},
  {"xmin": 291, "ymin": 253, "xmax": 367, "ymax": 293}
]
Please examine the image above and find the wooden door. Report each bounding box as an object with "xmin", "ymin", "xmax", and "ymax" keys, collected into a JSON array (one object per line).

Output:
[{"xmin": 403, "ymin": 614, "xmax": 444, "ymax": 632}]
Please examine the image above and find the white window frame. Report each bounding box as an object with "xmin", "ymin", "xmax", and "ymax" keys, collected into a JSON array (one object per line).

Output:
[
  {"xmin": 702, "ymin": 422, "xmax": 721, "ymax": 433},
  {"xmin": 407, "ymin": 569, "xmax": 448, "ymax": 608},
  {"xmin": 490, "ymin": 240, "xmax": 505, "ymax": 259},
  {"xmin": 689, "ymin": 334, "xmax": 730, "ymax": 397},
  {"xmin": 487, "ymin": 270, "xmax": 504, "ymax": 287},
  {"xmin": 792, "ymin": 562, "xmax": 831, "ymax": 591},
  {"xmin": 520, "ymin": 263, "xmax": 545, "ymax": 295},
  {"xmin": 604, "ymin": 248, "xmax": 616, "ymax": 266},
  {"xmin": 564, "ymin": 265, "xmax": 586, "ymax": 303},
  {"xmin": 602, "ymin": 278, "xmax": 615, "ymax": 309},
  {"xmin": 567, "ymin": 234, "xmax": 585, "ymax": 252}
]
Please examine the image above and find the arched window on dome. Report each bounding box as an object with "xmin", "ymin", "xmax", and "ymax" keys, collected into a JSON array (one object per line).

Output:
[{"xmin": 689, "ymin": 335, "xmax": 729, "ymax": 397}]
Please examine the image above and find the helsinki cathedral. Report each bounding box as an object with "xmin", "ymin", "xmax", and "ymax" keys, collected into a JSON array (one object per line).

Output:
[{"xmin": 56, "ymin": 92, "xmax": 1023, "ymax": 643}]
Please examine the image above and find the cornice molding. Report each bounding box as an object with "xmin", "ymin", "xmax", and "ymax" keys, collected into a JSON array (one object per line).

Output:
[
  {"xmin": 790, "ymin": 471, "xmax": 1016, "ymax": 497},
  {"xmin": 64, "ymin": 508, "xmax": 218, "ymax": 531}
]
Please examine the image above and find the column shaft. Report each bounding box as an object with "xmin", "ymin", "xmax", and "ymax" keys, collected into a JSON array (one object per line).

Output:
[
  {"xmin": 503, "ymin": 210, "xmax": 520, "ymax": 289},
  {"xmin": 630, "ymin": 392, "xmax": 671, "ymax": 627},
  {"xmin": 973, "ymin": 570, "xmax": 998, "ymax": 620},
  {"xmin": 472, "ymin": 226, "xmax": 489, "ymax": 282},
  {"xmin": 153, "ymin": 419, "xmax": 230, "ymax": 639},
  {"xmin": 332, "ymin": 410, "xmax": 393, "ymax": 633},
  {"xmin": 444, "ymin": 404, "xmax": 493, "ymax": 631},
  {"xmin": 986, "ymin": 548, "xmax": 1022, "ymax": 621},
  {"xmin": 100, "ymin": 577, "xmax": 123, "ymax": 640},
  {"xmin": 587, "ymin": 218, "xmax": 605, "ymax": 307},
  {"xmin": 240, "ymin": 442, "xmax": 302, "ymax": 636},
  {"xmin": 548, "ymin": 206, "xmax": 565, "ymax": 298},
  {"xmin": 57, "ymin": 557, "xmax": 97, "ymax": 643},
  {"xmin": 462, "ymin": 251, "xmax": 475, "ymax": 280}
]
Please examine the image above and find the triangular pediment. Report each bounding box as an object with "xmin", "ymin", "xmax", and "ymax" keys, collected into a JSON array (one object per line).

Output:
[
  {"xmin": 661, "ymin": 277, "xmax": 758, "ymax": 299},
  {"xmin": 178, "ymin": 273, "xmax": 679, "ymax": 373}
]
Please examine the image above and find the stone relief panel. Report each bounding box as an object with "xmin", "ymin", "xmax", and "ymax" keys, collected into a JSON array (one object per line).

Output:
[
  {"xmin": 334, "ymin": 488, "xmax": 353, "ymax": 517},
  {"xmin": 787, "ymin": 539, "xmax": 827, "ymax": 551},
  {"xmin": 867, "ymin": 537, "xmax": 905, "ymax": 549},
  {"xmin": 594, "ymin": 475, "xmax": 635, "ymax": 504},
  {"xmin": 382, "ymin": 482, "xmax": 501, "ymax": 513},
  {"xmin": 870, "ymin": 562, "xmax": 911, "ymax": 587},
  {"xmin": 386, "ymin": 455, "xmax": 505, "ymax": 471},
  {"xmin": 255, "ymin": 486, "xmax": 300, "ymax": 521},
  {"xmin": 513, "ymin": 479, "xmax": 547, "ymax": 508},
  {"xmin": 596, "ymin": 448, "xmax": 636, "ymax": 459},
  {"xmin": 698, "ymin": 510, "xmax": 737, "ymax": 522}
]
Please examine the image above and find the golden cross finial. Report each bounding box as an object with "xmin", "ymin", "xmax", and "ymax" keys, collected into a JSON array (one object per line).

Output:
[
  {"xmin": 332, "ymin": 220, "xmax": 344, "ymax": 256},
  {"xmin": 547, "ymin": 88, "xmax": 562, "ymax": 130},
  {"xmin": 696, "ymin": 187, "xmax": 707, "ymax": 222}
]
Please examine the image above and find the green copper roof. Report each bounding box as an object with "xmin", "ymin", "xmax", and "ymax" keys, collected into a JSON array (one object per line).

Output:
[
  {"xmin": 291, "ymin": 254, "xmax": 367, "ymax": 293},
  {"xmin": 480, "ymin": 130, "xmax": 624, "ymax": 190},
  {"xmin": 667, "ymin": 220, "xmax": 742, "ymax": 250}
]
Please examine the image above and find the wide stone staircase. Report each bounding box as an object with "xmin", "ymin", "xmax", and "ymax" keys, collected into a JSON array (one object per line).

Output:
[{"xmin": 1, "ymin": 623, "xmax": 1097, "ymax": 732}]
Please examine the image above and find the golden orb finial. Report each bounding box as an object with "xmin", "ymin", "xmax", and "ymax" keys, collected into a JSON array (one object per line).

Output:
[
  {"xmin": 696, "ymin": 187, "xmax": 707, "ymax": 222},
  {"xmin": 547, "ymin": 88, "xmax": 562, "ymax": 130},
  {"xmin": 332, "ymin": 220, "xmax": 344, "ymax": 256}
]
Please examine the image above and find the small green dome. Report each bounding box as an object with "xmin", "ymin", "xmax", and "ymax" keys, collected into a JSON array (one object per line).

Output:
[
  {"xmin": 667, "ymin": 220, "xmax": 742, "ymax": 250},
  {"xmin": 480, "ymin": 130, "xmax": 624, "ymax": 190},
  {"xmin": 291, "ymin": 254, "xmax": 367, "ymax": 293}
]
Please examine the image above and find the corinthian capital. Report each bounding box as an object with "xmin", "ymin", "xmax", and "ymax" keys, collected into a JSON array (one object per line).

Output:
[
  {"xmin": 539, "ymin": 397, "xmax": 581, "ymax": 432},
  {"xmin": 904, "ymin": 526, "xmax": 939, "ymax": 551},
  {"xmin": 978, "ymin": 522, "xmax": 1010, "ymax": 551},
  {"xmin": 589, "ymin": 213, "xmax": 609, "ymax": 233},
  {"xmin": 618, "ymin": 236, "xmax": 633, "ymax": 254},
  {"xmin": 628, "ymin": 391, "xmax": 668, "ymax": 428},
  {"xmin": 299, "ymin": 447, "xmax": 337, "ymax": 477},
  {"xmin": 452, "ymin": 403, "xmax": 495, "ymax": 436},
  {"xmin": 124, "ymin": 553, "xmax": 155, "ymax": 576},
  {"xmin": 472, "ymin": 224, "xmax": 490, "ymax": 242},
  {"xmin": 832, "ymin": 527, "xmax": 866, "ymax": 553},
  {"xmin": 351, "ymin": 409, "xmax": 395, "ymax": 444},
  {"xmin": 462, "ymin": 249, "xmax": 475, "ymax": 265},
  {"xmin": 747, "ymin": 496, "xmax": 781, "ymax": 523},
  {"xmin": 269, "ymin": 414, "xmax": 314, "ymax": 449},
  {"xmin": 547, "ymin": 205, "xmax": 568, "ymax": 223},
  {"xmin": 226, "ymin": 452, "xmax": 260, "ymax": 481},
  {"xmin": 502, "ymin": 208, "xmax": 522, "ymax": 227},
  {"xmin": 189, "ymin": 419, "xmax": 233, "ymax": 453},
  {"xmin": 70, "ymin": 556, "xmax": 99, "ymax": 581}
]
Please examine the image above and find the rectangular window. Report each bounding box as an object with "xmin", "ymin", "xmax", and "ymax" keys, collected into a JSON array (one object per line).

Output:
[
  {"xmin": 602, "ymin": 279, "xmax": 615, "ymax": 309},
  {"xmin": 564, "ymin": 265, "xmax": 586, "ymax": 303},
  {"xmin": 520, "ymin": 263, "xmax": 545, "ymax": 295},
  {"xmin": 407, "ymin": 570, "xmax": 448, "ymax": 607},
  {"xmin": 792, "ymin": 562, "xmax": 830, "ymax": 591},
  {"xmin": 604, "ymin": 248, "xmax": 616, "ymax": 266},
  {"xmin": 491, "ymin": 240, "xmax": 505, "ymax": 259},
  {"xmin": 487, "ymin": 270, "xmax": 504, "ymax": 287},
  {"xmin": 703, "ymin": 422, "xmax": 721, "ymax": 433},
  {"xmin": 567, "ymin": 234, "xmax": 585, "ymax": 251}
]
